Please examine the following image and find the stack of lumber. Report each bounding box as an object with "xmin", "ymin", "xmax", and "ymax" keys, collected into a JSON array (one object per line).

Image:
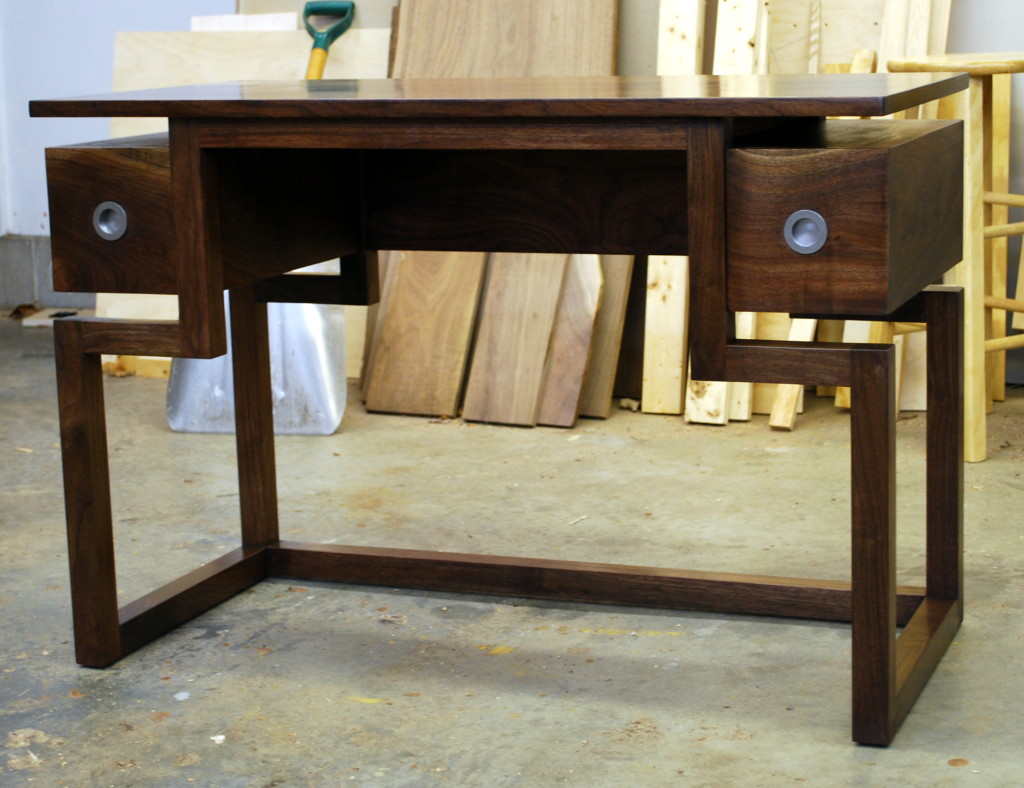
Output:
[{"xmin": 361, "ymin": 0, "xmax": 627, "ymax": 427}]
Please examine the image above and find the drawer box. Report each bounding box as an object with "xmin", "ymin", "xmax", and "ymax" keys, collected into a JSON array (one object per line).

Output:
[
  {"xmin": 45, "ymin": 134, "xmax": 359, "ymax": 295},
  {"xmin": 726, "ymin": 119, "xmax": 963, "ymax": 316}
]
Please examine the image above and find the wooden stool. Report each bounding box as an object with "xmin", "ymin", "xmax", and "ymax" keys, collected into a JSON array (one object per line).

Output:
[{"xmin": 889, "ymin": 53, "xmax": 1024, "ymax": 462}]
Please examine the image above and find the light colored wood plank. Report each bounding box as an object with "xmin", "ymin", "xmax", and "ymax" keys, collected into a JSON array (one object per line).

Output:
[
  {"xmin": 714, "ymin": 0, "xmax": 768, "ymax": 75},
  {"xmin": 657, "ymin": 0, "xmax": 707, "ymax": 76},
  {"xmin": 683, "ymin": 0, "xmax": 765, "ymax": 423},
  {"xmin": 899, "ymin": 331, "xmax": 928, "ymax": 411},
  {"xmin": 642, "ymin": 255, "xmax": 689, "ymax": 414},
  {"xmin": 685, "ymin": 372, "xmax": 731, "ymax": 425},
  {"xmin": 191, "ymin": 12, "xmax": 298, "ymax": 31},
  {"xmin": 729, "ymin": 311, "xmax": 757, "ymax": 421},
  {"xmin": 578, "ymin": 256, "xmax": 634, "ymax": 419},
  {"xmin": 538, "ymin": 255, "xmax": 604, "ymax": 427},
  {"xmin": 751, "ymin": 312, "xmax": 796, "ymax": 414},
  {"xmin": 363, "ymin": 251, "xmax": 488, "ymax": 416},
  {"xmin": 768, "ymin": 318, "xmax": 818, "ymax": 430},
  {"xmin": 462, "ymin": 254, "xmax": 570, "ymax": 426}
]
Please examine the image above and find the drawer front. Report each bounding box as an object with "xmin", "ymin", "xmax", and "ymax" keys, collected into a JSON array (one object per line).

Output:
[
  {"xmin": 46, "ymin": 138, "xmax": 363, "ymax": 296},
  {"xmin": 726, "ymin": 120, "xmax": 963, "ymax": 316},
  {"xmin": 47, "ymin": 138, "xmax": 176, "ymax": 295}
]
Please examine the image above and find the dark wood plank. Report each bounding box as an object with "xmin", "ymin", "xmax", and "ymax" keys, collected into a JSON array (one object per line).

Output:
[
  {"xmin": 362, "ymin": 149, "xmax": 688, "ymax": 254},
  {"xmin": 726, "ymin": 341, "xmax": 853, "ymax": 386},
  {"xmin": 169, "ymin": 119, "xmax": 226, "ymax": 359},
  {"xmin": 925, "ymin": 288, "xmax": 965, "ymax": 600},
  {"xmin": 118, "ymin": 548, "xmax": 267, "ymax": 658},
  {"xmin": 686, "ymin": 120, "xmax": 730, "ymax": 381},
  {"xmin": 892, "ymin": 597, "xmax": 962, "ymax": 729},
  {"xmin": 229, "ymin": 286, "xmax": 280, "ymax": 547},
  {"xmin": 727, "ymin": 120, "xmax": 962, "ymax": 316},
  {"xmin": 29, "ymin": 73, "xmax": 969, "ymax": 121},
  {"xmin": 75, "ymin": 318, "xmax": 183, "ymax": 357},
  {"xmin": 849, "ymin": 344, "xmax": 897, "ymax": 746},
  {"xmin": 267, "ymin": 542, "xmax": 925, "ymax": 624},
  {"xmin": 53, "ymin": 320, "xmax": 122, "ymax": 667}
]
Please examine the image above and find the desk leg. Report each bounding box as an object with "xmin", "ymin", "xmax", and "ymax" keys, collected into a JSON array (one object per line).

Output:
[
  {"xmin": 54, "ymin": 320, "xmax": 121, "ymax": 667},
  {"xmin": 850, "ymin": 344, "xmax": 897, "ymax": 745},
  {"xmin": 230, "ymin": 285, "xmax": 279, "ymax": 547},
  {"xmin": 54, "ymin": 316, "xmax": 270, "ymax": 667},
  {"xmin": 850, "ymin": 287, "xmax": 964, "ymax": 745}
]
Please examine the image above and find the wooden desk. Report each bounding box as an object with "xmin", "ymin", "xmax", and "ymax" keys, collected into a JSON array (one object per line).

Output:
[{"xmin": 32, "ymin": 73, "xmax": 967, "ymax": 745}]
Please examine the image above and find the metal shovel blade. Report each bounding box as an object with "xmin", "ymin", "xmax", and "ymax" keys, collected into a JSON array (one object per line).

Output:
[{"xmin": 166, "ymin": 298, "xmax": 346, "ymax": 435}]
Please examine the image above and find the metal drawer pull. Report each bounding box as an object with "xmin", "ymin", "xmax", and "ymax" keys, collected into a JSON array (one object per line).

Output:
[
  {"xmin": 92, "ymin": 201, "xmax": 128, "ymax": 241},
  {"xmin": 783, "ymin": 209, "xmax": 827, "ymax": 255}
]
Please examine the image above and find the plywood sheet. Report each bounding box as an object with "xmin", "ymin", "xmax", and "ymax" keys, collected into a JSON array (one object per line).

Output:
[
  {"xmin": 462, "ymin": 254, "xmax": 570, "ymax": 425},
  {"xmin": 538, "ymin": 255, "xmax": 603, "ymax": 427}
]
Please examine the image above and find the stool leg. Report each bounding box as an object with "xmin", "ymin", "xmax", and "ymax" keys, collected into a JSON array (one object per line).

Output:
[
  {"xmin": 849, "ymin": 344, "xmax": 897, "ymax": 745},
  {"xmin": 54, "ymin": 320, "xmax": 122, "ymax": 667}
]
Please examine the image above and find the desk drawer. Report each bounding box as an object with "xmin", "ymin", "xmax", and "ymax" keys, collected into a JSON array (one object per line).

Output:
[
  {"xmin": 45, "ymin": 135, "xmax": 359, "ymax": 295},
  {"xmin": 726, "ymin": 119, "xmax": 962, "ymax": 316}
]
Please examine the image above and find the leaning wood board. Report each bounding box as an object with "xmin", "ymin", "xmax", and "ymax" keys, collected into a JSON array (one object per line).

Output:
[
  {"xmin": 366, "ymin": 0, "xmax": 619, "ymax": 420},
  {"xmin": 537, "ymin": 255, "xmax": 604, "ymax": 427},
  {"xmin": 578, "ymin": 255, "xmax": 634, "ymax": 419},
  {"xmin": 362, "ymin": 250, "xmax": 487, "ymax": 416},
  {"xmin": 462, "ymin": 254, "xmax": 570, "ymax": 426},
  {"xmin": 644, "ymin": 0, "xmax": 707, "ymax": 415},
  {"xmin": 683, "ymin": 0, "xmax": 764, "ymax": 423}
]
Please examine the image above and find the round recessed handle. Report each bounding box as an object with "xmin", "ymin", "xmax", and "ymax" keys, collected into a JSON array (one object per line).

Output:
[
  {"xmin": 92, "ymin": 201, "xmax": 128, "ymax": 241},
  {"xmin": 783, "ymin": 209, "xmax": 828, "ymax": 255}
]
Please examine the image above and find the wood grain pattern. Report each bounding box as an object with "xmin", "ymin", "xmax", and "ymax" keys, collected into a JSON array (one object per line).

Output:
[
  {"xmin": 363, "ymin": 250, "xmax": 487, "ymax": 416},
  {"xmin": 657, "ymin": 0, "xmax": 708, "ymax": 77},
  {"xmin": 391, "ymin": 0, "xmax": 617, "ymax": 79},
  {"xmin": 727, "ymin": 119, "xmax": 963, "ymax": 315},
  {"xmin": 32, "ymin": 74, "xmax": 970, "ymax": 122},
  {"xmin": 53, "ymin": 320, "xmax": 122, "ymax": 667},
  {"xmin": 537, "ymin": 255, "xmax": 603, "ymax": 427},
  {"xmin": 462, "ymin": 254, "xmax": 569, "ymax": 425},
  {"xmin": 364, "ymin": 0, "xmax": 619, "ymax": 420},
  {"xmin": 768, "ymin": 317, "xmax": 818, "ymax": 430},
  {"xmin": 641, "ymin": 255, "xmax": 689, "ymax": 414},
  {"xmin": 267, "ymin": 542, "xmax": 926, "ymax": 624},
  {"xmin": 578, "ymin": 255, "xmax": 634, "ymax": 419}
]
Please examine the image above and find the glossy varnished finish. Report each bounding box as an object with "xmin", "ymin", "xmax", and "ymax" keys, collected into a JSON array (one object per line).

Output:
[
  {"xmin": 29, "ymin": 73, "xmax": 968, "ymax": 120},
  {"xmin": 39, "ymin": 74, "xmax": 966, "ymax": 744},
  {"xmin": 727, "ymin": 120, "xmax": 963, "ymax": 315}
]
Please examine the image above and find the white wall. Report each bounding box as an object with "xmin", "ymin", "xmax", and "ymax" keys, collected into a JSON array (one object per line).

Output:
[{"xmin": 0, "ymin": 0, "xmax": 233, "ymax": 236}]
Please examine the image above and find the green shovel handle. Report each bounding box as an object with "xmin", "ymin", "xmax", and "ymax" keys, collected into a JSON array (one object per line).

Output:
[{"xmin": 303, "ymin": 1, "xmax": 355, "ymax": 51}]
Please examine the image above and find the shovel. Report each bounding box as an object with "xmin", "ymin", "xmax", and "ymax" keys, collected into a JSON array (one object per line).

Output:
[{"xmin": 304, "ymin": 1, "xmax": 356, "ymax": 79}]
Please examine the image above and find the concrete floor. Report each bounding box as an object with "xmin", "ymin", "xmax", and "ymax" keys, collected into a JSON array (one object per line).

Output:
[{"xmin": 1, "ymin": 317, "xmax": 1023, "ymax": 787}]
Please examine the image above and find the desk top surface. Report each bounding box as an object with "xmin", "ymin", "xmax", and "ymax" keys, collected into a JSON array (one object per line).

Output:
[{"xmin": 31, "ymin": 73, "xmax": 967, "ymax": 120}]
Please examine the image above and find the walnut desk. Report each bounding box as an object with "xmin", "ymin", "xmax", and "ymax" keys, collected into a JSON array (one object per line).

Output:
[{"xmin": 32, "ymin": 73, "xmax": 967, "ymax": 745}]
